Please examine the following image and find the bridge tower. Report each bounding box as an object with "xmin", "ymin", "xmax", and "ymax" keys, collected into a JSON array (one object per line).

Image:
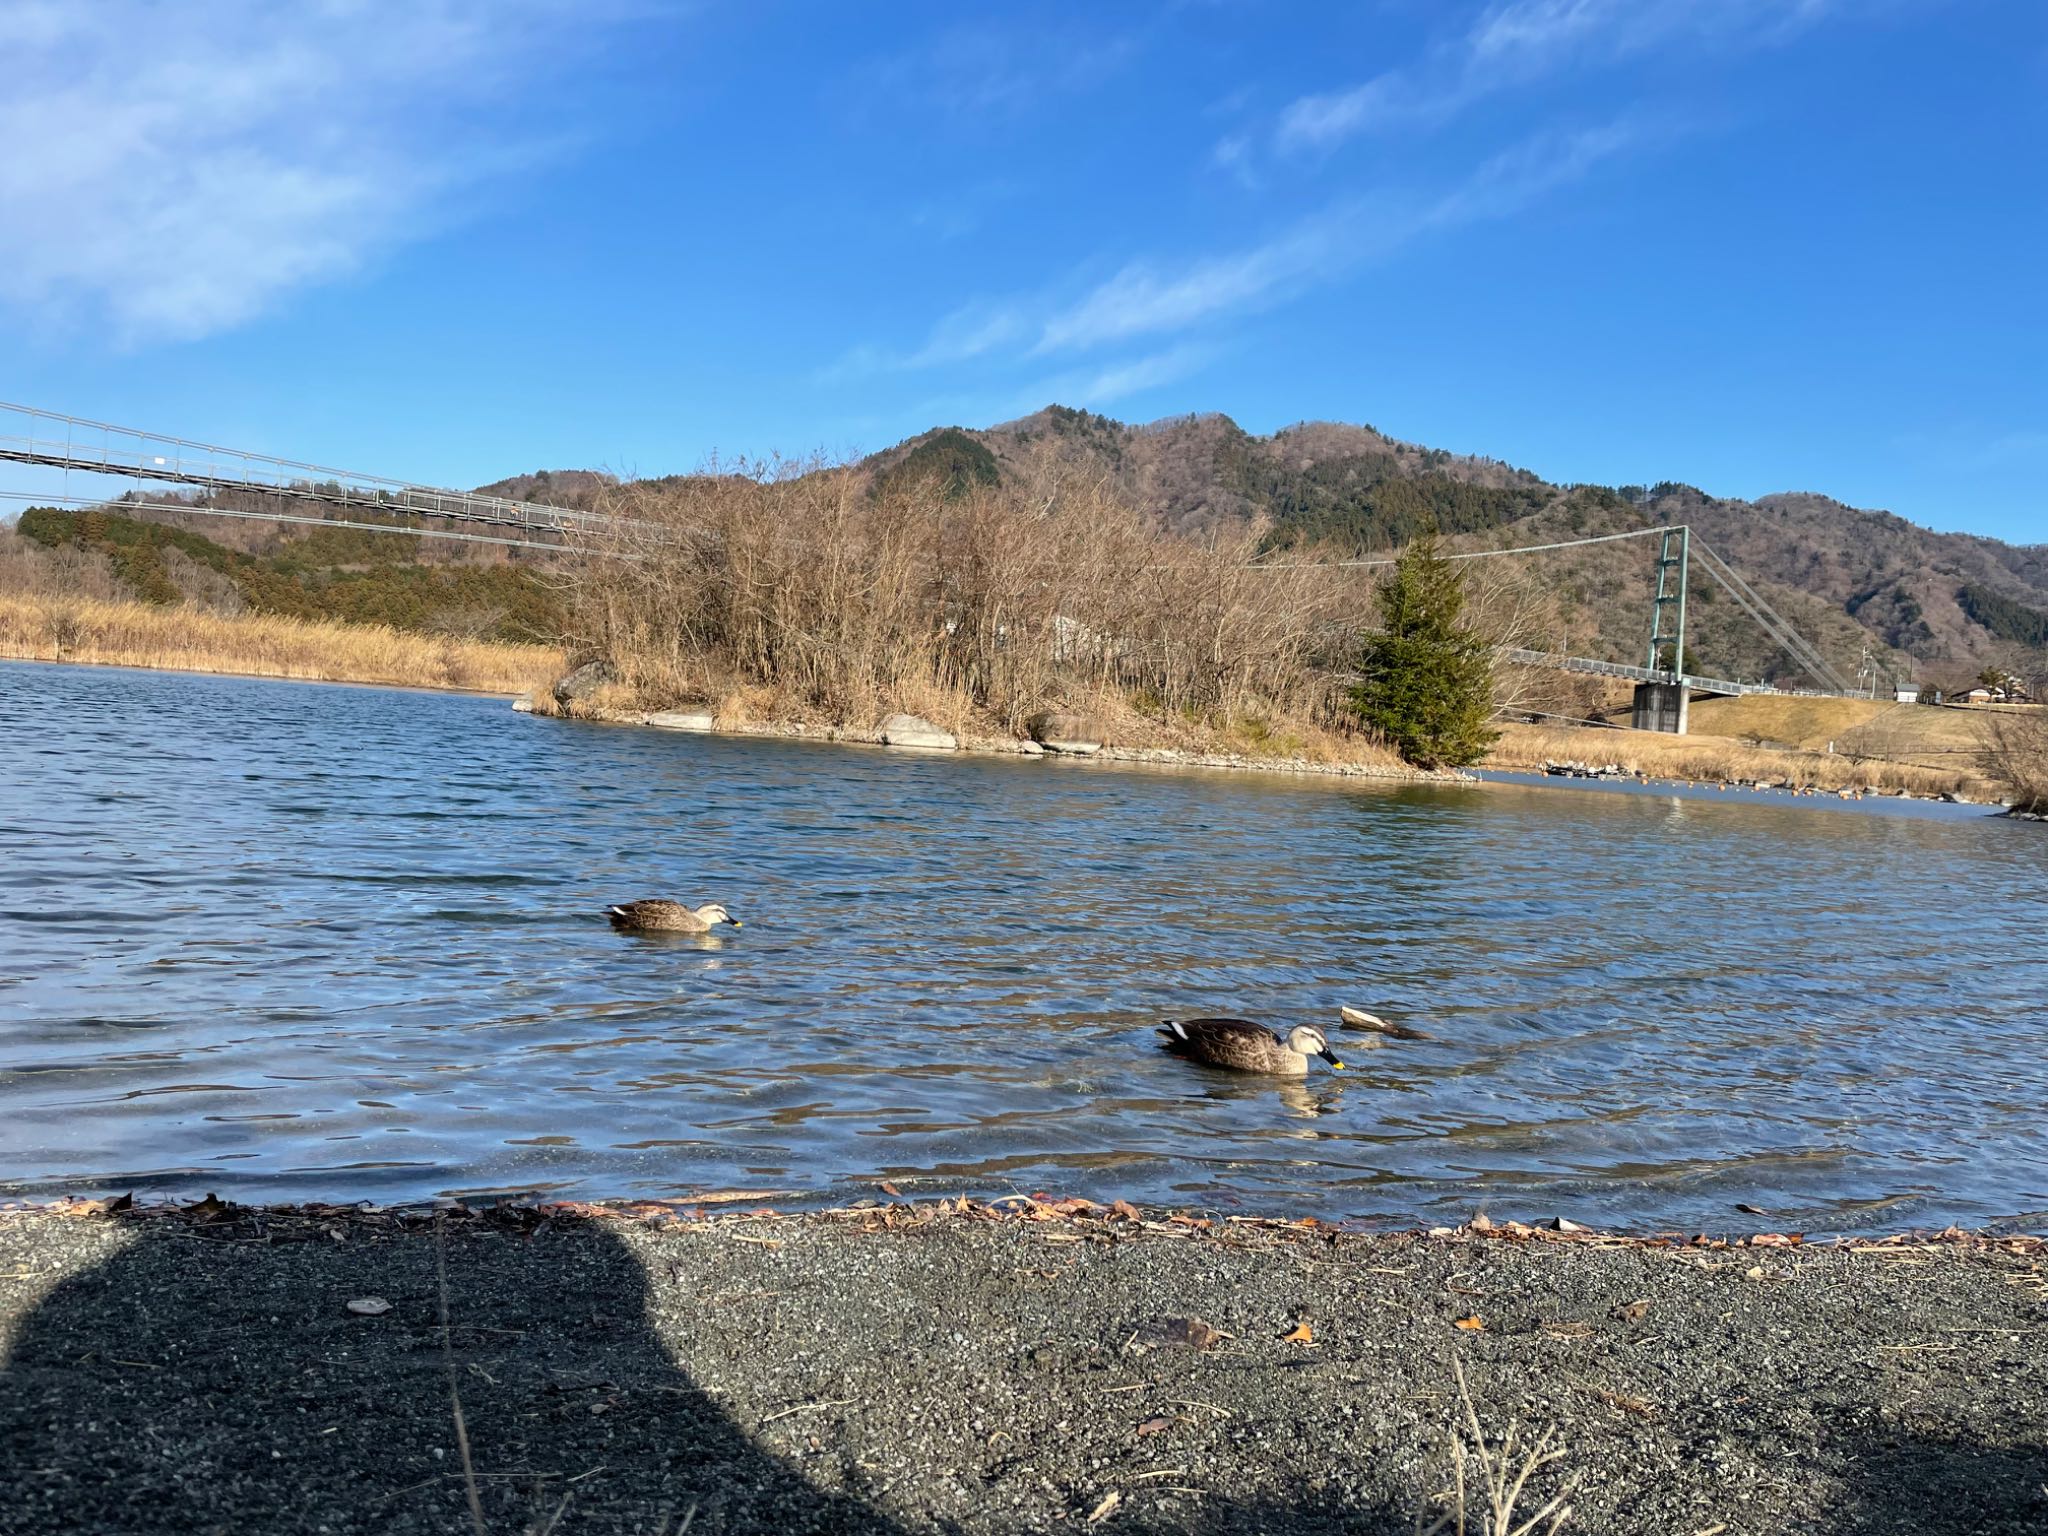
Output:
[
  {"xmin": 1644, "ymin": 525, "xmax": 1689, "ymax": 675},
  {"xmin": 1632, "ymin": 525, "xmax": 1692, "ymax": 734}
]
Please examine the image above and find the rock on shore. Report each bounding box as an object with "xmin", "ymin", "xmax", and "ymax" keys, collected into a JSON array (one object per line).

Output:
[{"xmin": 878, "ymin": 713, "xmax": 957, "ymax": 751}]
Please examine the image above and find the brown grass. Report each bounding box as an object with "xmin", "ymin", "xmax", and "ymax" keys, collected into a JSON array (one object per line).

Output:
[
  {"xmin": 1979, "ymin": 709, "xmax": 2048, "ymax": 813},
  {"xmin": 546, "ymin": 450, "xmax": 1418, "ymax": 772},
  {"xmin": 0, "ymin": 594, "xmax": 564, "ymax": 696},
  {"xmin": 1487, "ymin": 721, "xmax": 1992, "ymax": 799}
]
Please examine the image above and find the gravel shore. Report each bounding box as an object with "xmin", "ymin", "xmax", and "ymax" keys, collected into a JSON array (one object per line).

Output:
[{"xmin": 1, "ymin": 1200, "xmax": 2042, "ymax": 1535}]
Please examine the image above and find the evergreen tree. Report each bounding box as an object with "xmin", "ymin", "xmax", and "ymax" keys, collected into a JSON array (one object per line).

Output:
[{"xmin": 1350, "ymin": 533, "xmax": 1499, "ymax": 768}]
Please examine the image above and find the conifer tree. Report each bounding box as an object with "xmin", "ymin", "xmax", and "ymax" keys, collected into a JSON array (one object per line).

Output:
[{"xmin": 1350, "ymin": 533, "xmax": 1499, "ymax": 768}]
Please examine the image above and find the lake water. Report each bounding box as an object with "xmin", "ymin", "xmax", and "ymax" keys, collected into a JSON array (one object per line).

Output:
[{"xmin": 2, "ymin": 660, "xmax": 2043, "ymax": 1234}]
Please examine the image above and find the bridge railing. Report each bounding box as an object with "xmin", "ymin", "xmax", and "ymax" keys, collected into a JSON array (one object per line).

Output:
[
  {"xmin": 1502, "ymin": 648, "xmax": 1858, "ymax": 700},
  {"xmin": 0, "ymin": 401, "xmax": 614, "ymax": 542}
]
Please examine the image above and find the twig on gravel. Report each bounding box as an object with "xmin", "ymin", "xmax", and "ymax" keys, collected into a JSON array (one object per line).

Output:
[
  {"xmin": 761, "ymin": 1398, "xmax": 854, "ymax": 1424},
  {"xmin": 437, "ymin": 1210, "xmax": 489, "ymax": 1536},
  {"xmin": 1418, "ymin": 1358, "xmax": 1576, "ymax": 1536}
]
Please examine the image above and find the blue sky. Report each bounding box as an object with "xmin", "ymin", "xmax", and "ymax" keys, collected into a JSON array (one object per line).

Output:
[{"xmin": 3, "ymin": 0, "xmax": 2044, "ymax": 542}]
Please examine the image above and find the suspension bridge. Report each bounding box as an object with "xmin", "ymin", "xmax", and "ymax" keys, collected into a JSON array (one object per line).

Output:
[{"xmin": 1, "ymin": 400, "xmax": 1876, "ymax": 731}]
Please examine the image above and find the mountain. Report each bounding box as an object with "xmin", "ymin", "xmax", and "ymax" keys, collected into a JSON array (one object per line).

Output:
[{"xmin": 859, "ymin": 407, "xmax": 2048, "ymax": 689}]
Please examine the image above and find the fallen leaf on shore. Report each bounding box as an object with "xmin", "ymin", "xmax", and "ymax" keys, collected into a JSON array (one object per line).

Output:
[
  {"xmin": 1135, "ymin": 1416, "xmax": 1173, "ymax": 1437},
  {"xmin": 1143, "ymin": 1316, "xmax": 1225, "ymax": 1351},
  {"xmin": 345, "ymin": 1297, "xmax": 392, "ymax": 1317},
  {"xmin": 1735, "ymin": 1203, "xmax": 1767, "ymax": 1216},
  {"xmin": 878, "ymin": 1181, "xmax": 902, "ymax": 1198},
  {"xmin": 1453, "ymin": 1315, "xmax": 1484, "ymax": 1332},
  {"xmin": 1469, "ymin": 1213, "xmax": 1494, "ymax": 1232},
  {"xmin": 1551, "ymin": 1216, "xmax": 1588, "ymax": 1233},
  {"xmin": 1111, "ymin": 1199, "xmax": 1141, "ymax": 1222},
  {"xmin": 689, "ymin": 1190, "xmax": 796, "ymax": 1206},
  {"xmin": 1281, "ymin": 1323, "xmax": 1314, "ymax": 1344},
  {"xmin": 1611, "ymin": 1299, "xmax": 1651, "ymax": 1324},
  {"xmin": 106, "ymin": 1193, "xmax": 134, "ymax": 1214},
  {"xmin": 1086, "ymin": 1491, "xmax": 1120, "ymax": 1524}
]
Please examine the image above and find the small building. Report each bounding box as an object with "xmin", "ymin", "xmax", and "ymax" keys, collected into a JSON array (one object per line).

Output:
[
  {"xmin": 1955, "ymin": 686, "xmax": 1994, "ymax": 704},
  {"xmin": 1894, "ymin": 685, "xmax": 1920, "ymax": 703}
]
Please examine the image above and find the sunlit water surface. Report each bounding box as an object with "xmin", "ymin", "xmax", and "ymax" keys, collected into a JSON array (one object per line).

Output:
[{"xmin": 3, "ymin": 660, "xmax": 2043, "ymax": 1233}]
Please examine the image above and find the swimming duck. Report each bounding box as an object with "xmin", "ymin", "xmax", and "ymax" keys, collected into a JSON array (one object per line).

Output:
[
  {"xmin": 605, "ymin": 900, "xmax": 742, "ymax": 934},
  {"xmin": 1157, "ymin": 1019, "xmax": 1347, "ymax": 1076}
]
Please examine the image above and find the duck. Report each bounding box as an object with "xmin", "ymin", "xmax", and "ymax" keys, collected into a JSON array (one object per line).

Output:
[
  {"xmin": 605, "ymin": 900, "xmax": 742, "ymax": 934},
  {"xmin": 1157, "ymin": 1019, "xmax": 1347, "ymax": 1077},
  {"xmin": 1158, "ymin": 1005, "xmax": 1429, "ymax": 1077}
]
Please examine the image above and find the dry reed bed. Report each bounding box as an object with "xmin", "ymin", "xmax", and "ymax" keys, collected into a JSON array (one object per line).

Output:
[
  {"xmin": 1488, "ymin": 721, "xmax": 1992, "ymax": 798},
  {"xmin": 0, "ymin": 594, "xmax": 564, "ymax": 696},
  {"xmin": 558, "ymin": 456, "xmax": 1387, "ymax": 744}
]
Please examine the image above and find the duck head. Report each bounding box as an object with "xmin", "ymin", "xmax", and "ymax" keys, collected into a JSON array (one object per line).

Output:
[{"xmin": 1287, "ymin": 1025, "xmax": 1345, "ymax": 1070}]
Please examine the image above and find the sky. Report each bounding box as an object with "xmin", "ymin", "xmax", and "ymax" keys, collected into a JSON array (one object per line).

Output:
[{"xmin": 2, "ymin": 0, "xmax": 2044, "ymax": 542}]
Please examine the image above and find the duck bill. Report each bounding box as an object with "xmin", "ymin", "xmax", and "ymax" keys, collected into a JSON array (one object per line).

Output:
[
  {"xmin": 1320, "ymin": 1051, "xmax": 1347, "ymax": 1071},
  {"xmin": 727, "ymin": 919, "xmax": 744, "ymax": 928}
]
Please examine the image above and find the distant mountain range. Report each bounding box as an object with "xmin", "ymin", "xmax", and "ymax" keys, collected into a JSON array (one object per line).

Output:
[{"xmin": 830, "ymin": 407, "xmax": 2048, "ymax": 689}]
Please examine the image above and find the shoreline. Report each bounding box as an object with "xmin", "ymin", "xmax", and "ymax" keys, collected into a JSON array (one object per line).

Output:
[
  {"xmin": 4, "ymin": 651, "xmax": 2012, "ymax": 811},
  {"xmin": 3, "ymin": 1196, "xmax": 2042, "ymax": 1534},
  {"xmin": 0, "ymin": 649, "xmax": 531, "ymax": 700}
]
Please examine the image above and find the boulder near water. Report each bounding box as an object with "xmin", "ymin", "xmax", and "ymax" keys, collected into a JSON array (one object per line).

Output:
[
  {"xmin": 645, "ymin": 709, "xmax": 716, "ymax": 732},
  {"xmin": 878, "ymin": 713, "xmax": 957, "ymax": 750},
  {"xmin": 1028, "ymin": 710, "xmax": 1104, "ymax": 755},
  {"xmin": 551, "ymin": 659, "xmax": 615, "ymax": 708}
]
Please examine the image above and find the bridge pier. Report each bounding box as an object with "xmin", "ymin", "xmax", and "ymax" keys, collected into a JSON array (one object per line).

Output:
[{"xmin": 1631, "ymin": 681, "xmax": 1690, "ymax": 735}]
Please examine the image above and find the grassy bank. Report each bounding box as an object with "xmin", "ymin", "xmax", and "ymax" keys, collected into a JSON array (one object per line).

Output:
[
  {"xmin": 1487, "ymin": 719, "xmax": 1996, "ymax": 799},
  {"xmin": 2, "ymin": 1200, "xmax": 2041, "ymax": 1535},
  {"xmin": 0, "ymin": 594, "xmax": 565, "ymax": 696}
]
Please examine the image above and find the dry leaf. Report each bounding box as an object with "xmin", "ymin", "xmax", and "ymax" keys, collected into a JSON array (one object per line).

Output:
[
  {"xmin": 1282, "ymin": 1322, "xmax": 1314, "ymax": 1344},
  {"xmin": 1611, "ymin": 1298, "xmax": 1651, "ymax": 1324},
  {"xmin": 1453, "ymin": 1314, "xmax": 1485, "ymax": 1331},
  {"xmin": 689, "ymin": 1189, "xmax": 795, "ymax": 1206},
  {"xmin": 1086, "ymin": 1490, "xmax": 1120, "ymax": 1524},
  {"xmin": 1135, "ymin": 1415, "xmax": 1172, "ymax": 1437},
  {"xmin": 345, "ymin": 1297, "xmax": 392, "ymax": 1317},
  {"xmin": 1111, "ymin": 1199, "xmax": 1141, "ymax": 1222},
  {"xmin": 1143, "ymin": 1316, "xmax": 1224, "ymax": 1351},
  {"xmin": 1469, "ymin": 1213, "xmax": 1495, "ymax": 1232},
  {"xmin": 878, "ymin": 1181, "xmax": 903, "ymax": 1198},
  {"xmin": 1551, "ymin": 1216, "xmax": 1588, "ymax": 1233},
  {"xmin": 1735, "ymin": 1203, "xmax": 1767, "ymax": 1216}
]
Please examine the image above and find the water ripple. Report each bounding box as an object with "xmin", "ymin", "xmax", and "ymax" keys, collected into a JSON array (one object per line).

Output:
[{"xmin": 1, "ymin": 659, "xmax": 2044, "ymax": 1232}]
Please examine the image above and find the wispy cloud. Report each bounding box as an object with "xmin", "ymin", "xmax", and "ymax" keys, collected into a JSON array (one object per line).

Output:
[
  {"xmin": 864, "ymin": 20, "xmax": 1141, "ymax": 122},
  {"xmin": 1033, "ymin": 118, "xmax": 1640, "ymax": 357},
  {"xmin": 0, "ymin": 0, "xmax": 636, "ymax": 346},
  {"xmin": 826, "ymin": 118, "xmax": 1640, "ymax": 414},
  {"xmin": 1272, "ymin": 0, "xmax": 1831, "ymax": 156}
]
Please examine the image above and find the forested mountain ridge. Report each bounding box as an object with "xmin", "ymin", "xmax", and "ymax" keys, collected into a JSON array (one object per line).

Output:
[{"xmin": 858, "ymin": 407, "xmax": 2048, "ymax": 687}]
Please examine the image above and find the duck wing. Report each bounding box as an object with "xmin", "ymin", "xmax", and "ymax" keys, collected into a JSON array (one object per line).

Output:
[
  {"xmin": 607, "ymin": 899, "xmax": 688, "ymax": 930},
  {"xmin": 1157, "ymin": 1017, "xmax": 1282, "ymax": 1063}
]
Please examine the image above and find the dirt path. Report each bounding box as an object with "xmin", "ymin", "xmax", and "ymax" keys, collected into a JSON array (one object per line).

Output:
[{"xmin": 1, "ymin": 1203, "xmax": 2042, "ymax": 1534}]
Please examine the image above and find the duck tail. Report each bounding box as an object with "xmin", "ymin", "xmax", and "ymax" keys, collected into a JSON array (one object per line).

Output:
[{"xmin": 1157, "ymin": 1020, "xmax": 1190, "ymax": 1053}]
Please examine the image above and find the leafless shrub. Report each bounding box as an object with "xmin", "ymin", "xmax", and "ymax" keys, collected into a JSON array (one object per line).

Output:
[
  {"xmin": 1980, "ymin": 709, "xmax": 2048, "ymax": 813},
  {"xmin": 560, "ymin": 457, "xmax": 1371, "ymax": 739}
]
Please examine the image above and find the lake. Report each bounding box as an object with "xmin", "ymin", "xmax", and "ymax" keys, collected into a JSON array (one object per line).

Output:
[{"xmin": 2, "ymin": 660, "xmax": 2042, "ymax": 1233}]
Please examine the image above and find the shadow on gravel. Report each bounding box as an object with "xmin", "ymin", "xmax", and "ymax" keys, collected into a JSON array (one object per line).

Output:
[
  {"xmin": 0, "ymin": 1212, "xmax": 904, "ymax": 1535},
  {"xmin": 0, "ymin": 1212, "xmax": 1425, "ymax": 1536},
  {"xmin": 1829, "ymin": 1430, "xmax": 2048, "ymax": 1536}
]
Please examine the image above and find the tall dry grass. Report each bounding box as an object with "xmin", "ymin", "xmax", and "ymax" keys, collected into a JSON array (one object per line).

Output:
[
  {"xmin": 0, "ymin": 594, "xmax": 564, "ymax": 696},
  {"xmin": 1979, "ymin": 710, "xmax": 2048, "ymax": 813},
  {"xmin": 558, "ymin": 451, "xmax": 1392, "ymax": 753},
  {"xmin": 1487, "ymin": 721, "xmax": 1992, "ymax": 798}
]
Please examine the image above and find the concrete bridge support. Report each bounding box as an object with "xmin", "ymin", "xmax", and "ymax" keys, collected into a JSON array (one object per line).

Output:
[{"xmin": 1631, "ymin": 681, "xmax": 1691, "ymax": 735}]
